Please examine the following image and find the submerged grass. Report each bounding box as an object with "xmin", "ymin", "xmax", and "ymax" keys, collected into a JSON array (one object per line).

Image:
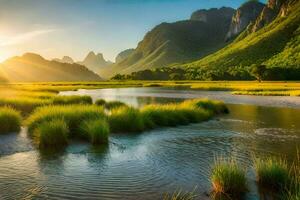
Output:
[
  {"xmin": 210, "ymin": 157, "xmax": 247, "ymax": 197},
  {"xmin": 0, "ymin": 107, "xmax": 22, "ymax": 134},
  {"xmin": 80, "ymin": 119, "xmax": 110, "ymax": 145},
  {"xmin": 34, "ymin": 119, "xmax": 69, "ymax": 149}
]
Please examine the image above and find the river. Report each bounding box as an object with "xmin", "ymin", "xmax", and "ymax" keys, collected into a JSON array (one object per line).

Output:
[{"xmin": 0, "ymin": 87, "xmax": 299, "ymax": 200}]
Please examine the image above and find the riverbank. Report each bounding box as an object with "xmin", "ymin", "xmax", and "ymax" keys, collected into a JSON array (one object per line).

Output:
[{"xmin": 1, "ymin": 81, "xmax": 300, "ymax": 95}]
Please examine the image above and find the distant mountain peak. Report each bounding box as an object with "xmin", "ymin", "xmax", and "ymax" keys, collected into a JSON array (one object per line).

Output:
[
  {"xmin": 79, "ymin": 51, "xmax": 112, "ymax": 73},
  {"xmin": 1, "ymin": 52, "xmax": 101, "ymax": 82},
  {"xmin": 53, "ymin": 56, "xmax": 74, "ymax": 64},
  {"xmin": 22, "ymin": 53, "xmax": 45, "ymax": 61}
]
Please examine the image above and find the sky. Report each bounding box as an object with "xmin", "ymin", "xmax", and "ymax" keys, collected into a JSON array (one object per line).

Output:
[{"xmin": 0, "ymin": 0, "xmax": 266, "ymax": 62}]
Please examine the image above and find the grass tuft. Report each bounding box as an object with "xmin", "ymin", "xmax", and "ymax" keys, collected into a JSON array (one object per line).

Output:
[
  {"xmin": 34, "ymin": 119, "xmax": 69, "ymax": 149},
  {"xmin": 104, "ymin": 100, "xmax": 127, "ymax": 110},
  {"xmin": 80, "ymin": 119, "xmax": 110, "ymax": 145},
  {"xmin": 52, "ymin": 95, "xmax": 92, "ymax": 105},
  {"xmin": 0, "ymin": 107, "xmax": 22, "ymax": 134},
  {"xmin": 108, "ymin": 106, "xmax": 145, "ymax": 133},
  {"xmin": 210, "ymin": 157, "xmax": 247, "ymax": 197},
  {"xmin": 254, "ymin": 157, "xmax": 290, "ymax": 191},
  {"xmin": 26, "ymin": 105, "xmax": 105, "ymax": 136},
  {"xmin": 95, "ymin": 99, "xmax": 106, "ymax": 106}
]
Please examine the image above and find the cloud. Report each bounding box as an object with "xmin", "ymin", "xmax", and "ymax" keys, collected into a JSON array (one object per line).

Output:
[{"xmin": 0, "ymin": 29, "xmax": 58, "ymax": 47}]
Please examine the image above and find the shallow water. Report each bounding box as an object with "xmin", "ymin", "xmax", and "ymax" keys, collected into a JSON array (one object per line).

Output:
[{"xmin": 0, "ymin": 87, "xmax": 299, "ymax": 200}]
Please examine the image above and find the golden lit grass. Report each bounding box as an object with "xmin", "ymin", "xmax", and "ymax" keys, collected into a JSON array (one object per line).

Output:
[
  {"xmin": 233, "ymin": 90, "xmax": 300, "ymax": 96},
  {"xmin": 0, "ymin": 107, "xmax": 22, "ymax": 134},
  {"xmin": 25, "ymin": 99, "xmax": 228, "ymax": 148},
  {"xmin": 0, "ymin": 97, "xmax": 52, "ymax": 114},
  {"xmin": 1, "ymin": 81, "xmax": 300, "ymax": 97},
  {"xmin": 26, "ymin": 105, "xmax": 105, "ymax": 136}
]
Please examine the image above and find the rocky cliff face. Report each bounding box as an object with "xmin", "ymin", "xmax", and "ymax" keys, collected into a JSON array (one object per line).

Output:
[
  {"xmin": 252, "ymin": 0, "xmax": 284, "ymax": 32},
  {"xmin": 226, "ymin": 1, "xmax": 265, "ymax": 40},
  {"xmin": 190, "ymin": 7, "xmax": 235, "ymax": 24},
  {"xmin": 252, "ymin": 0, "xmax": 297, "ymax": 32}
]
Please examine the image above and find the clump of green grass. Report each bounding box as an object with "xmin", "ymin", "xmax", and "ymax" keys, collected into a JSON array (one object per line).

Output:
[
  {"xmin": 108, "ymin": 106, "xmax": 145, "ymax": 133},
  {"xmin": 104, "ymin": 100, "xmax": 127, "ymax": 110},
  {"xmin": 52, "ymin": 95, "xmax": 92, "ymax": 105},
  {"xmin": 80, "ymin": 119, "xmax": 110, "ymax": 145},
  {"xmin": 34, "ymin": 119, "xmax": 69, "ymax": 149},
  {"xmin": 0, "ymin": 97, "xmax": 52, "ymax": 115},
  {"xmin": 254, "ymin": 157, "xmax": 290, "ymax": 191},
  {"xmin": 95, "ymin": 99, "xmax": 106, "ymax": 106},
  {"xmin": 191, "ymin": 99, "xmax": 229, "ymax": 114},
  {"xmin": 140, "ymin": 99, "xmax": 218, "ymax": 128},
  {"xmin": 26, "ymin": 105, "xmax": 105, "ymax": 136},
  {"xmin": 210, "ymin": 157, "xmax": 247, "ymax": 197},
  {"xmin": 0, "ymin": 107, "xmax": 22, "ymax": 134}
]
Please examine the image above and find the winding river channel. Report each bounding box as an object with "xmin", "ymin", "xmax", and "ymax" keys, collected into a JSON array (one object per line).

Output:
[{"xmin": 0, "ymin": 87, "xmax": 299, "ymax": 200}]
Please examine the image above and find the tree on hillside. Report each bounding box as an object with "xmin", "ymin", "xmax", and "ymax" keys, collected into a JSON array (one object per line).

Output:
[{"xmin": 251, "ymin": 64, "xmax": 266, "ymax": 82}]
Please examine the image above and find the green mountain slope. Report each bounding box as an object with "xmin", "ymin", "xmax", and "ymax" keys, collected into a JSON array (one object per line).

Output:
[
  {"xmin": 186, "ymin": 0, "xmax": 300, "ymax": 72},
  {"xmin": 0, "ymin": 53, "xmax": 102, "ymax": 82},
  {"xmin": 101, "ymin": 7, "xmax": 235, "ymax": 78}
]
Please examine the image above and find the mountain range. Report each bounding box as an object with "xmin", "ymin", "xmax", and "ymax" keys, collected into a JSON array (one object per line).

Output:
[
  {"xmin": 0, "ymin": 53, "xmax": 101, "ymax": 82},
  {"xmin": 186, "ymin": 0, "xmax": 300, "ymax": 76},
  {"xmin": 101, "ymin": 6, "xmax": 236, "ymax": 78},
  {"xmin": 54, "ymin": 51, "xmax": 112, "ymax": 73},
  {"xmin": 106, "ymin": 0, "xmax": 300, "ymax": 80},
  {"xmin": 1, "ymin": 0, "xmax": 298, "ymax": 81}
]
